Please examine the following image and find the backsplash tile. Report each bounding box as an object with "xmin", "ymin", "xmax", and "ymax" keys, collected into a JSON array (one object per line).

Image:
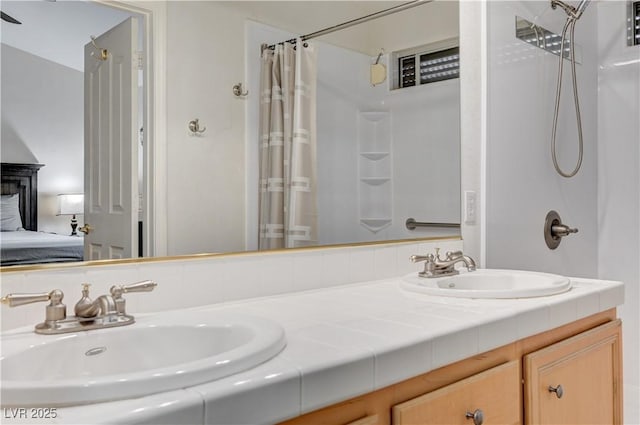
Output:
[
  {"xmin": 0, "ymin": 238, "xmax": 462, "ymax": 331},
  {"xmin": 374, "ymin": 245, "xmax": 398, "ymax": 279},
  {"xmin": 291, "ymin": 251, "xmax": 325, "ymax": 291},
  {"xmin": 321, "ymin": 249, "xmax": 351, "ymax": 286},
  {"xmin": 348, "ymin": 247, "xmax": 376, "ymax": 283}
]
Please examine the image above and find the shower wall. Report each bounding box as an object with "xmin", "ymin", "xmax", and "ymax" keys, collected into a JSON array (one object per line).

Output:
[
  {"xmin": 246, "ymin": 21, "xmax": 461, "ymax": 248},
  {"xmin": 485, "ymin": 1, "xmax": 598, "ymax": 276},
  {"xmin": 315, "ymin": 42, "xmax": 460, "ymax": 246},
  {"xmin": 597, "ymin": 1, "xmax": 640, "ymax": 418},
  {"xmin": 484, "ymin": 1, "xmax": 639, "ymax": 420}
]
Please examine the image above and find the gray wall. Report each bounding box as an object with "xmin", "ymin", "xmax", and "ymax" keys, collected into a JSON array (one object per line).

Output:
[{"xmin": 1, "ymin": 43, "xmax": 84, "ymax": 235}]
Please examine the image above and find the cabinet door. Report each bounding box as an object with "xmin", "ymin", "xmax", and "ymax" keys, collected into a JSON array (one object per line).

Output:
[
  {"xmin": 392, "ymin": 360, "xmax": 521, "ymax": 425},
  {"xmin": 524, "ymin": 320, "xmax": 622, "ymax": 425}
]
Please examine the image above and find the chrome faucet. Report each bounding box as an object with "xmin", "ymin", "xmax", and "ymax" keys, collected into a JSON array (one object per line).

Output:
[
  {"xmin": 1, "ymin": 280, "xmax": 157, "ymax": 335},
  {"xmin": 75, "ymin": 284, "xmax": 118, "ymax": 318},
  {"xmin": 411, "ymin": 248, "xmax": 477, "ymax": 278}
]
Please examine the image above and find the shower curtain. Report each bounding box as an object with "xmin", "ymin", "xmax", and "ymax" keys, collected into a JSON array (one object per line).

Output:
[{"xmin": 258, "ymin": 40, "xmax": 318, "ymax": 250}]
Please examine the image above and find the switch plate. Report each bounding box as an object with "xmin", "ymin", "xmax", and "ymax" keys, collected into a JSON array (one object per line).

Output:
[{"xmin": 464, "ymin": 191, "xmax": 477, "ymax": 224}]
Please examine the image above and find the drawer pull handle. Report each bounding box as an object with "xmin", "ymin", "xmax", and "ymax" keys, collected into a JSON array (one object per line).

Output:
[
  {"xmin": 465, "ymin": 409, "xmax": 484, "ymax": 425},
  {"xmin": 548, "ymin": 384, "xmax": 564, "ymax": 399}
]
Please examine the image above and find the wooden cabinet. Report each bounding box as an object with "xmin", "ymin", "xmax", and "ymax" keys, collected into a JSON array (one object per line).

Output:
[
  {"xmin": 278, "ymin": 311, "xmax": 621, "ymax": 425},
  {"xmin": 345, "ymin": 415, "xmax": 380, "ymax": 425},
  {"xmin": 392, "ymin": 361, "xmax": 521, "ymax": 425},
  {"xmin": 524, "ymin": 319, "xmax": 622, "ymax": 425}
]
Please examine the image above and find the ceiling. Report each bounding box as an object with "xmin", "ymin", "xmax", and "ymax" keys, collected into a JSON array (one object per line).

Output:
[
  {"xmin": 0, "ymin": 1, "xmax": 428, "ymax": 71},
  {"xmin": 0, "ymin": 0, "xmax": 131, "ymax": 71}
]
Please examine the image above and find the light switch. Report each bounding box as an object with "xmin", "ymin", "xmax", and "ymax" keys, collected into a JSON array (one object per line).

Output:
[{"xmin": 464, "ymin": 191, "xmax": 477, "ymax": 224}]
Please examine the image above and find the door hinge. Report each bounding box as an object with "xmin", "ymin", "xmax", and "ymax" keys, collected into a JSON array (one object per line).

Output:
[{"xmin": 136, "ymin": 51, "xmax": 143, "ymax": 70}]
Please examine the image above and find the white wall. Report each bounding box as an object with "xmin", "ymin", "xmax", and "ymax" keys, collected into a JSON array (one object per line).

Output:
[
  {"xmin": 165, "ymin": 2, "xmax": 247, "ymax": 255},
  {"xmin": 316, "ymin": 45, "xmax": 461, "ymax": 245},
  {"xmin": 483, "ymin": 1, "xmax": 639, "ymax": 420},
  {"xmin": 597, "ymin": 1, "xmax": 640, "ymax": 420},
  {"xmin": 485, "ymin": 1, "xmax": 598, "ymax": 277},
  {"xmin": 459, "ymin": 0, "xmax": 486, "ymax": 265},
  {"xmin": 0, "ymin": 44, "xmax": 84, "ymax": 235}
]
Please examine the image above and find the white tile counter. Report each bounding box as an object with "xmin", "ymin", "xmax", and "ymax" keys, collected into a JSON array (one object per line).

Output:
[{"xmin": 0, "ymin": 274, "xmax": 624, "ymax": 425}]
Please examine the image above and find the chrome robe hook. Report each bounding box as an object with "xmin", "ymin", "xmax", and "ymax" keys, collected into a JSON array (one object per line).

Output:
[
  {"xmin": 188, "ymin": 118, "xmax": 206, "ymax": 135},
  {"xmin": 232, "ymin": 83, "xmax": 248, "ymax": 97}
]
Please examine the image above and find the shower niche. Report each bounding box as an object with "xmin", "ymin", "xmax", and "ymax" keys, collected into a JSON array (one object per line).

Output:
[{"xmin": 358, "ymin": 111, "xmax": 392, "ymax": 233}]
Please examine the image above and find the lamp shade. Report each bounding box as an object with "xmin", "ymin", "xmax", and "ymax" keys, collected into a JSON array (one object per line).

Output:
[{"xmin": 57, "ymin": 194, "xmax": 84, "ymax": 216}]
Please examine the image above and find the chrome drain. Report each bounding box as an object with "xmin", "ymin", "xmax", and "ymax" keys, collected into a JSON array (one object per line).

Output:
[{"xmin": 85, "ymin": 346, "xmax": 107, "ymax": 357}]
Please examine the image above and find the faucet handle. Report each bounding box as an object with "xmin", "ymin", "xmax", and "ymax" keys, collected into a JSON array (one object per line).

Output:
[
  {"xmin": 111, "ymin": 280, "xmax": 157, "ymax": 297},
  {"xmin": 445, "ymin": 250, "xmax": 463, "ymax": 260},
  {"xmin": 551, "ymin": 224, "xmax": 578, "ymax": 237},
  {"xmin": 109, "ymin": 280, "xmax": 157, "ymax": 315},
  {"xmin": 410, "ymin": 254, "xmax": 435, "ymax": 263},
  {"xmin": 1, "ymin": 289, "xmax": 66, "ymax": 322},
  {"xmin": 124, "ymin": 280, "xmax": 157, "ymax": 292},
  {"xmin": 2, "ymin": 291, "xmax": 55, "ymax": 307}
]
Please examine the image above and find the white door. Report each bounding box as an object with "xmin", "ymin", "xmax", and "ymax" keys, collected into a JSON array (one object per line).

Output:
[{"xmin": 83, "ymin": 17, "xmax": 139, "ymax": 260}]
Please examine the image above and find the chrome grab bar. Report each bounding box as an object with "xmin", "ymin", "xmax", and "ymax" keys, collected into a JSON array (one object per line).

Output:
[{"xmin": 405, "ymin": 218, "xmax": 461, "ymax": 230}]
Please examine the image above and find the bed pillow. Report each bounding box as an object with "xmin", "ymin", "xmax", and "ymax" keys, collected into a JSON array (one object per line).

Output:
[{"xmin": 1, "ymin": 194, "xmax": 25, "ymax": 231}]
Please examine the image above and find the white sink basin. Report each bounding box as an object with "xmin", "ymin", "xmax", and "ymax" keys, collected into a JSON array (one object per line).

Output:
[
  {"xmin": 401, "ymin": 269, "xmax": 571, "ymax": 299},
  {"xmin": 1, "ymin": 312, "xmax": 286, "ymax": 407}
]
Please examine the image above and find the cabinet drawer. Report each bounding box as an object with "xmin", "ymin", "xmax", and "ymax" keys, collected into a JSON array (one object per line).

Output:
[
  {"xmin": 523, "ymin": 319, "xmax": 622, "ymax": 425},
  {"xmin": 392, "ymin": 360, "xmax": 521, "ymax": 425}
]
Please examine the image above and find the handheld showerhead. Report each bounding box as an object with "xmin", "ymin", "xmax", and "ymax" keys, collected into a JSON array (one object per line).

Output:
[
  {"xmin": 549, "ymin": 0, "xmax": 592, "ymax": 178},
  {"xmin": 574, "ymin": 0, "xmax": 591, "ymax": 19}
]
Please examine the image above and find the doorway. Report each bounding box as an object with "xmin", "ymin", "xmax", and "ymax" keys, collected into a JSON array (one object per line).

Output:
[{"xmin": 0, "ymin": 0, "xmax": 157, "ymax": 261}]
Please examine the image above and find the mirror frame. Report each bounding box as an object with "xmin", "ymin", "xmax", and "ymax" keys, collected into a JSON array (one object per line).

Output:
[{"xmin": 0, "ymin": 236, "xmax": 463, "ymax": 273}]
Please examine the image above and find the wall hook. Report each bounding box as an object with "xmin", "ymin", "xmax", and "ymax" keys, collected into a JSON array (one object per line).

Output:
[
  {"xmin": 232, "ymin": 83, "xmax": 249, "ymax": 97},
  {"xmin": 188, "ymin": 118, "xmax": 206, "ymax": 135}
]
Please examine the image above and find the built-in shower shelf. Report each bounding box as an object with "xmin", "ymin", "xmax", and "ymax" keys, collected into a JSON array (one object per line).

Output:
[
  {"xmin": 360, "ymin": 218, "xmax": 392, "ymax": 233},
  {"xmin": 360, "ymin": 152, "xmax": 389, "ymax": 161},
  {"xmin": 360, "ymin": 177, "xmax": 390, "ymax": 186},
  {"xmin": 358, "ymin": 110, "xmax": 392, "ymax": 234}
]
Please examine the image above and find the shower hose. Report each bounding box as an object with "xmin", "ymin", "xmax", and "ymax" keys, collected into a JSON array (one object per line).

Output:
[{"xmin": 550, "ymin": 16, "xmax": 584, "ymax": 178}]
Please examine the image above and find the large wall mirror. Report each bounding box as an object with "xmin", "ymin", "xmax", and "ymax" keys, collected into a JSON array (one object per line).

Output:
[{"xmin": 0, "ymin": 0, "xmax": 460, "ymax": 269}]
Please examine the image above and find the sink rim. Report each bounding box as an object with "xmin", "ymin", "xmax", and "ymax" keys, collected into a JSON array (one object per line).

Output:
[
  {"xmin": 1, "ymin": 312, "xmax": 286, "ymax": 407},
  {"xmin": 400, "ymin": 268, "xmax": 572, "ymax": 299}
]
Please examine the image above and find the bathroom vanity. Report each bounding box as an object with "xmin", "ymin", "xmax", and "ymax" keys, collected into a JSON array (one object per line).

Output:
[
  {"xmin": 279, "ymin": 311, "xmax": 621, "ymax": 425},
  {"xmin": 0, "ymin": 265, "xmax": 624, "ymax": 425}
]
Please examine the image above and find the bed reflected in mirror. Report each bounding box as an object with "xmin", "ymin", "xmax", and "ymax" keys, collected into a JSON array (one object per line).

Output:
[{"xmin": 1, "ymin": 163, "xmax": 84, "ymax": 266}]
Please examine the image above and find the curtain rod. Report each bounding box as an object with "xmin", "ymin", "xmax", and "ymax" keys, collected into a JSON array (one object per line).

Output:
[{"xmin": 262, "ymin": 0, "xmax": 432, "ymax": 52}]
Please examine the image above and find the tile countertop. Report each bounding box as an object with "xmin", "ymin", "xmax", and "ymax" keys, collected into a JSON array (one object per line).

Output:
[{"xmin": 0, "ymin": 274, "xmax": 624, "ymax": 425}]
